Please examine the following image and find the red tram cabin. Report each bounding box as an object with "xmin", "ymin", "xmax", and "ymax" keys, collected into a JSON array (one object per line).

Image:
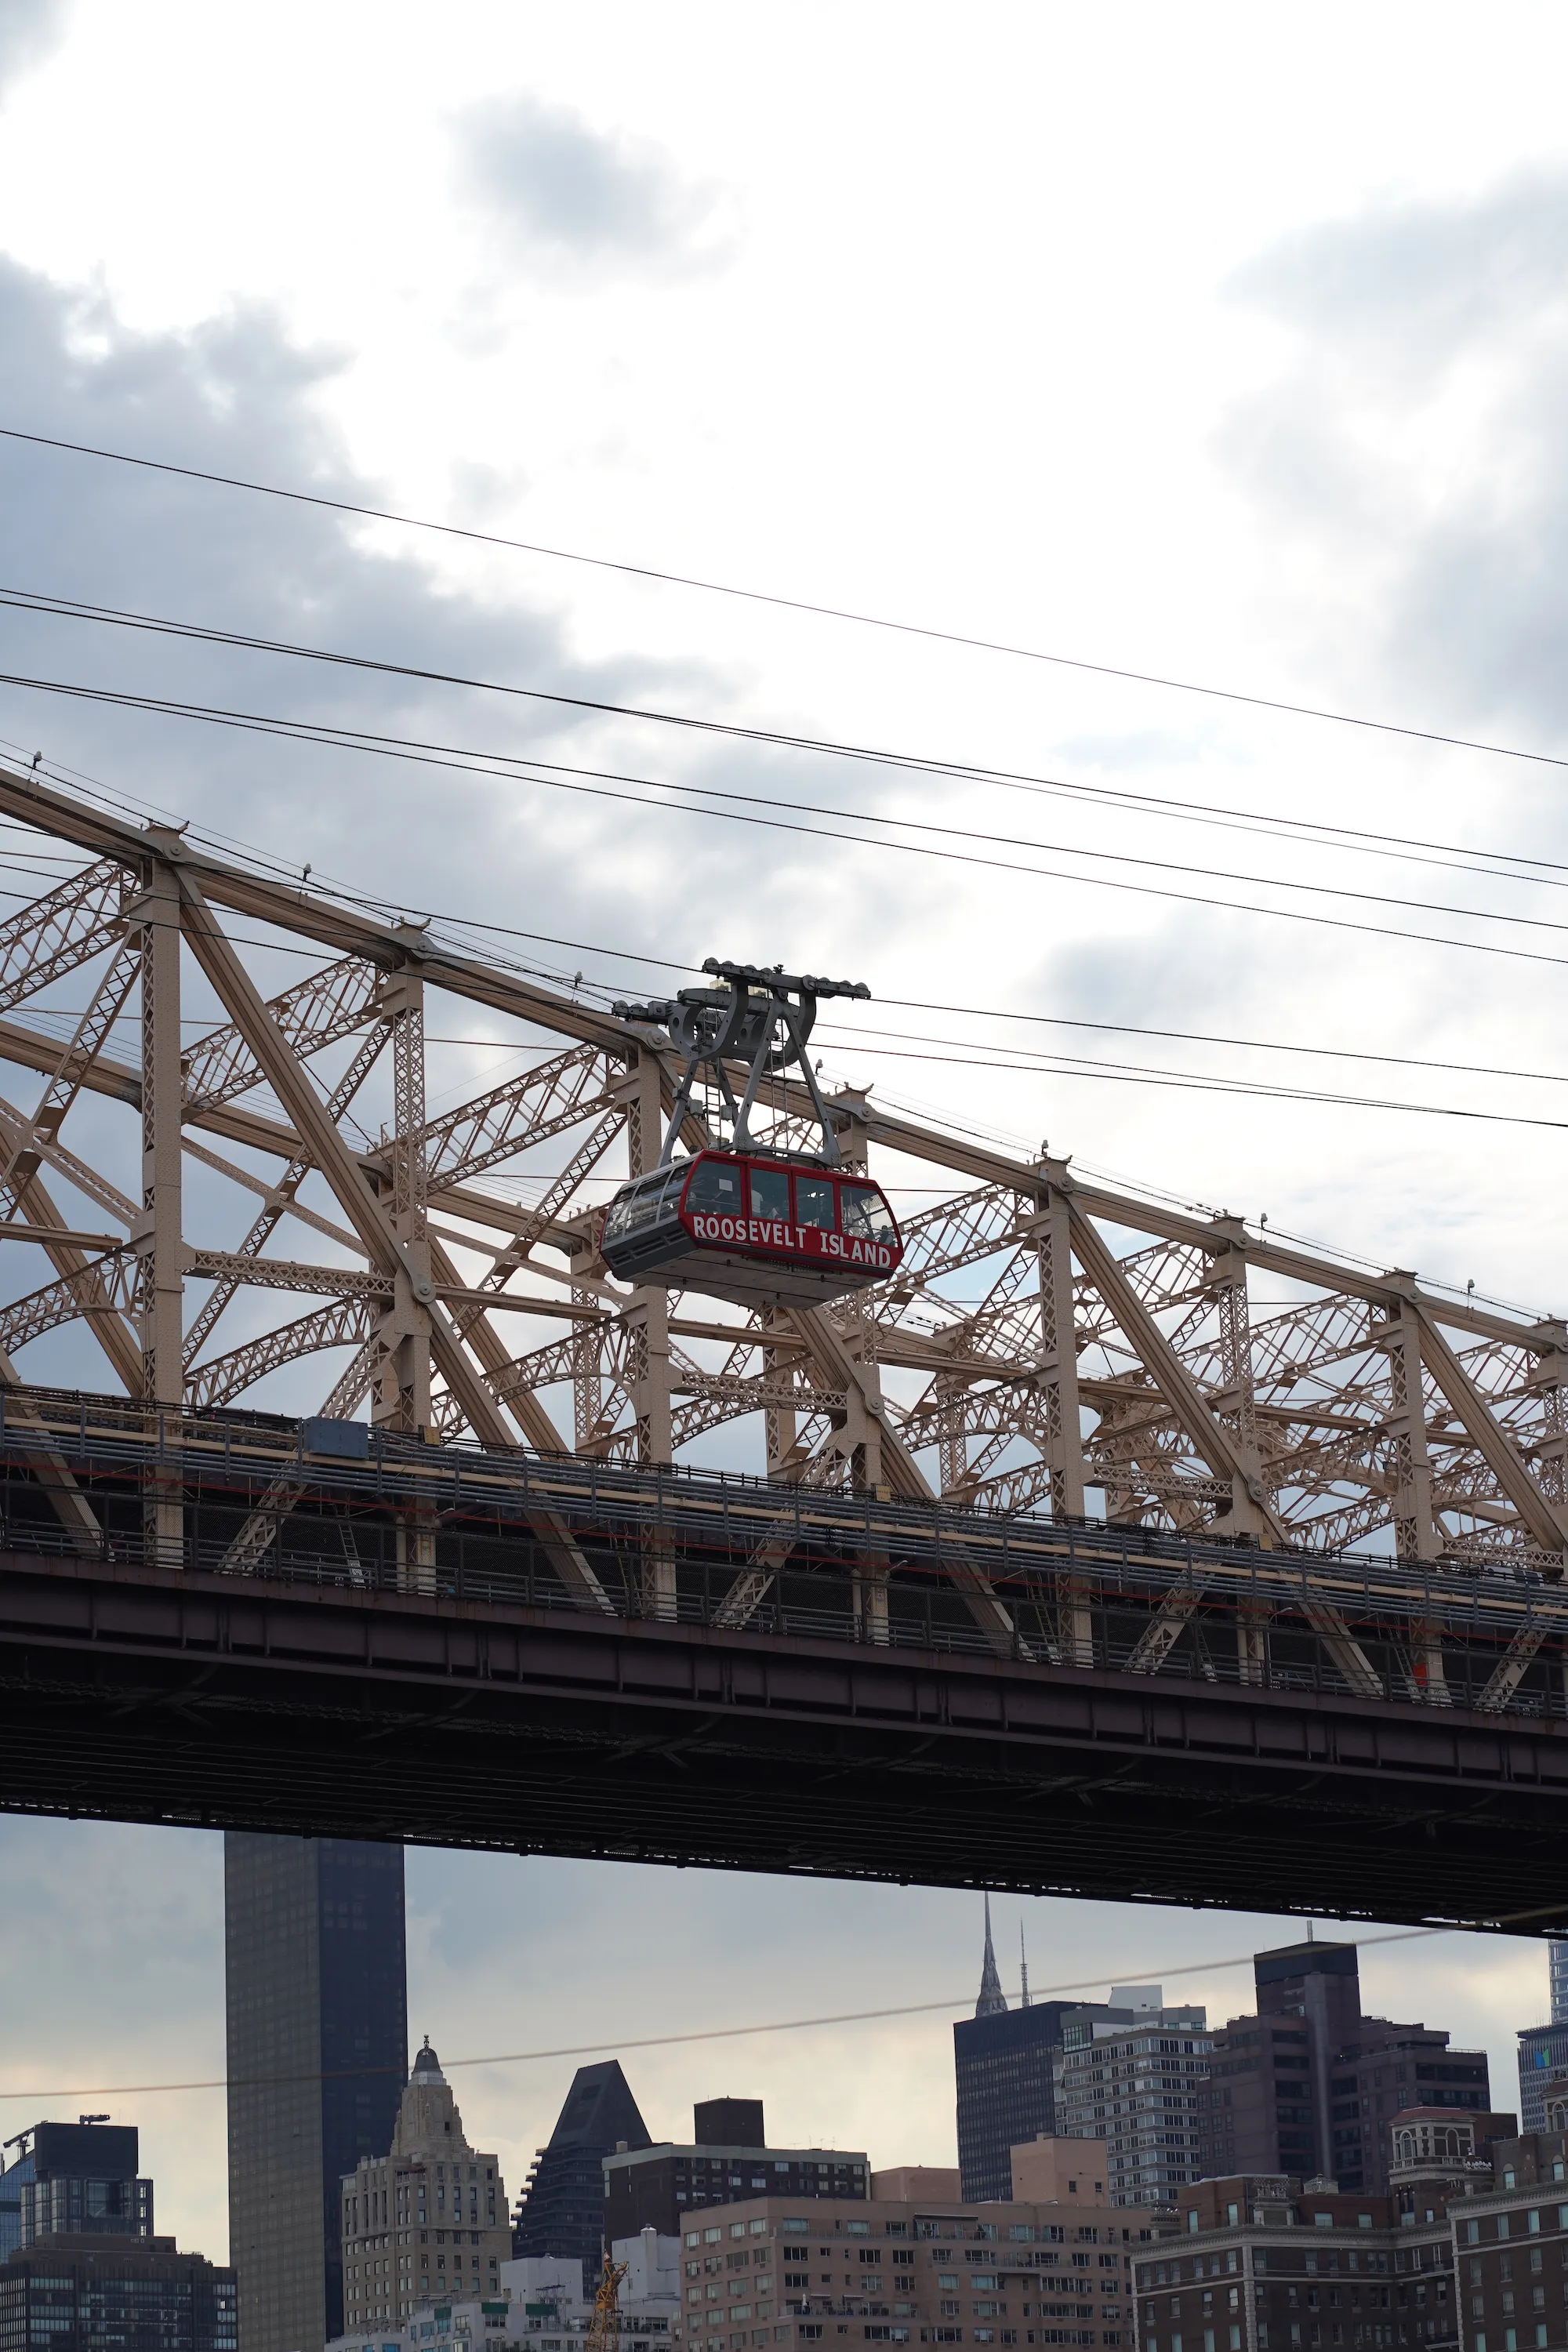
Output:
[{"xmin": 600, "ymin": 1149, "xmax": 904, "ymax": 1308}]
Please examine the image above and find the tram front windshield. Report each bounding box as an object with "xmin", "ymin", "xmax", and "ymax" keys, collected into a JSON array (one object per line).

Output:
[{"xmin": 840, "ymin": 1184, "xmax": 896, "ymax": 1244}]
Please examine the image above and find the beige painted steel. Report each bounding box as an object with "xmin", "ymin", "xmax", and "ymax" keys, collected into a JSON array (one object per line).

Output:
[{"xmin": 0, "ymin": 757, "xmax": 1560, "ymax": 1652}]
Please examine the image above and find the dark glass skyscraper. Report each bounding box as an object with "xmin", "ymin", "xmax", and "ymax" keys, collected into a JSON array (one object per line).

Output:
[
  {"xmin": 513, "ymin": 2063, "xmax": 651, "ymax": 2279},
  {"xmin": 0, "ymin": 2125, "xmax": 151, "ymax": 2263},
  {"xmin": 953, "ymin": 1901, "xmax": 1079, "ymax": 2201},
  {"xmin": 953, "ymin": 2002, "xmax": 1076, "ymax": 2201},
  {"xmin": 0, "ymin": 2234, "xmax": 236, "ymax": 2352},
  {"xmin": 224, "ymin": 1838, "xmax": 406, "ymax": 2352}
]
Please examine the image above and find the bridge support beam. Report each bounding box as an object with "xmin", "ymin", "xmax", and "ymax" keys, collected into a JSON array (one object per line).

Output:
[
  {"xmin": 134, "ymin": 843, "xmax": 183, "ymax": 1569},
  {"xmin": 1032, "ymin": 1168, "xmax": 1086, "ymax": 1520}
]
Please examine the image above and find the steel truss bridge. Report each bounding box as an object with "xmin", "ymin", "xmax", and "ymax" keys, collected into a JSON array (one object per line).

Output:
[{"xmin": 0, "ymin": 760, "xmax": 1564, "ymax": 1928}]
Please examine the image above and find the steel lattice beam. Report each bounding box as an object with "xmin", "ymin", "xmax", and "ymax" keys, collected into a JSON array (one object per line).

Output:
[{"xmin": 0, "ymin": 755, "xmax": 1561, "ymax": 1638}]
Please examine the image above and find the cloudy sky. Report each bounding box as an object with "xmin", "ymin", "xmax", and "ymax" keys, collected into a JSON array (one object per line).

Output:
[{"xmin": 2, "ymin": 0, "xmax": 1568, "ymax": 2270}]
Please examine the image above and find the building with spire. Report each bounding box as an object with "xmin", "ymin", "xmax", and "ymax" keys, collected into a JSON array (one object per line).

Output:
[
  {"xmin": 512, "ymin": 2062, "xmax": 652, "ymax": 2281},
  {"xmin": 339, "ymin": 2040, "xmax": 509, "ymax": 2332},
  {"xmin": 975, "ymin": 1896, "xmax": 1007, "ymax": 2018},
  {"xmin": 953, "ymin": 1900, "xmax": 1089, "ymax": 2201}
]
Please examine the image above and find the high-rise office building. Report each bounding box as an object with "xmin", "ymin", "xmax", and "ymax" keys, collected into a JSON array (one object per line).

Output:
[
  {"xmin": 513, "ymin": 2063, "xmax": 651, "ymax": 2279},
  {"xmin": 224, "ymin": 1836, "xmax": 407, "ymax": 2352},
  {"xmin": 1198, "ymin": 1938, "xmax": 1492, "ymax": 2192},
  {"xmin": 0, "ymin": 2232, "xmax": 236, "ymax": 2352},
  {"xmin": 1550, "ymin": 1941, "xmax": 1568, "ymax": 2027},
  {"xmin": 0, "ymin": 2124, "xmax": 151, "ymax": 2262},
  {"xmin": 953, "ymin": 1902, "xmax": 1082, "ymax": 2201},
  {"xmin": 1053, "ymin": 1990, "xmax": 1212, "ymax": 2209},
  {"xmin": 1517, "ymin": 2020, "xmax": 1568, "ymax": 2133}
]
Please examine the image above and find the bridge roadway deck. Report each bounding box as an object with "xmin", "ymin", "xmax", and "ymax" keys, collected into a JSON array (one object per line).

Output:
[{"xmin": 0, "ymin": 1387, "xmax": 1564, "ymax": 1932}]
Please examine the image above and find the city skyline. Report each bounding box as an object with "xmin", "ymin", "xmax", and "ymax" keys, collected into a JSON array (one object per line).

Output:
[
  {"xmin": 3, "ymin": 9, "xmax": 1568, "ymax": 2352},
  {"xmin": 0, "ymin": 1822, "xmax": 1546, "ymax": 2273}
]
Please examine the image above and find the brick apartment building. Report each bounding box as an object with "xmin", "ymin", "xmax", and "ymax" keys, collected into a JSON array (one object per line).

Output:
[
  {"xmin": 670, "ymin": 2172, "xmax": 1160, "ymax": 2352},
  {"xmin": 1126, "ymin": 2103, "xmax": 1568, "ymax": 2352}
]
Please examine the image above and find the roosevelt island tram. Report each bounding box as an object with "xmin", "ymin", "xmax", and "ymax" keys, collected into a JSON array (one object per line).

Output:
[{"xmin": 599, "ymin": 958, "xmax": 902, "ymax": 1308}]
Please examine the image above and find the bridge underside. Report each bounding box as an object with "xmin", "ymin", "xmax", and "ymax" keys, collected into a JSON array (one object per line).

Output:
[{"xmin": 1, "ymin": 1389, "xmax": 1564, "ymax": 1935}]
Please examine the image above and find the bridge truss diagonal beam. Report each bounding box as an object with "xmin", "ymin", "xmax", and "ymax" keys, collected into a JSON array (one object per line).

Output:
[{"xmin": 0, "ymin": 752, "xmax": 1560, "ymax": 1642}]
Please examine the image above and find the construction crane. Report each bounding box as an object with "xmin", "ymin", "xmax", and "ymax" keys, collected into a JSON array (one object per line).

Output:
[{"xmin": 586, "ymin": 2256, "xmax": 629, "ymax": 2352}]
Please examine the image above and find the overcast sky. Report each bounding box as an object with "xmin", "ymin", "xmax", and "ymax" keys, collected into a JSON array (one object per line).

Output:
[{"xmin": 2, "ymin": 0, "xmax": 1568, "ymax": 2271}]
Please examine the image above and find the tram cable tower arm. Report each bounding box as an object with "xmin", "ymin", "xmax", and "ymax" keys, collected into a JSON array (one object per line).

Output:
[{"xmin": 612, "ymin": 956, "xmax": 869, "ymax": 1168}]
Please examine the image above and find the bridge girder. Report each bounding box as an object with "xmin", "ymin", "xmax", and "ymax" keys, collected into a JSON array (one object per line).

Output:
[{"xmin": 0, "ymin": 755, "xmax": 1561, "ymax": 1642}]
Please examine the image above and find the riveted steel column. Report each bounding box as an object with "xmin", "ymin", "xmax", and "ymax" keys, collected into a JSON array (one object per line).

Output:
[
  {"xmin": 618, "ymin": 1048, "xmax": 675, "ymax": 1616},
  {"xmin": 136, "ymin": 840, "xmax": 183, "ymax": 1567}
]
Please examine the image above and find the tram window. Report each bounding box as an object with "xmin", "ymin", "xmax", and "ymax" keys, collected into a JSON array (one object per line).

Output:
[
  {"xmin": 749, "ymin": 1167, "xmax": 790, "ymax": 1221},
  {"xmin": 841, "ymin": 1185, "xmax": 895, "ymax": 1243},
  {"xmin": 685, "ymin": 1160, "xmax": 742, "ymax": 1212},
  {"xmin": 605, "ymin": 1171, "xmax": 677, "ymax": 1240},
  {"xmin": 796, "ymin": 1176, "xmax": 836, "ymax": 1229}
]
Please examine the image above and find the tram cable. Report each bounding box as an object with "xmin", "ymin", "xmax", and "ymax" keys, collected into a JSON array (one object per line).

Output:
[
  {"xmin": 0, "ymin": 1924, "xmax": 1461, "ymax": 2103},
  {"xmin": 7, "ymin": 665, "xmax": 1568, "ymax": 976},
  {"xmin": 6, "ymin": 696, "xmax": 1568, "ymax": 1133},
  {"xmin": 4, "ymin": 580, "xmax": 1568, "ymax": 898},
  {"xmin": 5, "ymin": 418, "xmax": 1568, "ymax": 789}
]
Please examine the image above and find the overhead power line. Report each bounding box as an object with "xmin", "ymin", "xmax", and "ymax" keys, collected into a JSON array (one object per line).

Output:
[
  {"xmin": 10, "ymin": 666, "xmax": 1568, "ymax": 979},
  {"xmin": 0, "ymin": 1924, "xmax": 1452, "ymax": 2103},
  {"xmin": 811, "ymin": 1034, "xmax": 1568, "ymax": 1134},
  {"xmin": 2, "ymin": 747, "xmax": 1565, "ymax": 1129},
  {"xmin": 8, "ymin": 582, "xmax": 1568, "ymax": 902},
  {"xmin": 5, "ymin": 420, "xmax": 1568, "ymax": 780}
]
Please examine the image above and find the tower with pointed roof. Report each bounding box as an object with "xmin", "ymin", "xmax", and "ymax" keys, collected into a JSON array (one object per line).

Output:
[
  {"xmin": 339, "ymin": 2038, "xmax": 510, "ymax": 2332},
  {"xmin": 513, "ymin": 2062, "xmax": 652, "ymax": 2280},
  {"xmin": 975, "ymin": 1896, "xmax": 1008, "ymax": 2018}
]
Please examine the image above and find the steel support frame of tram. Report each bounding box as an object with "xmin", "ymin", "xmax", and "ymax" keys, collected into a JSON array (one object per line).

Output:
[{"xmin": 1, "ymin": 760, "xmax": 1568, "ymax": 1676}]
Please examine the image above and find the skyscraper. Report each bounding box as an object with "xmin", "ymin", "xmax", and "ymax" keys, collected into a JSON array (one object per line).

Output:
[
  {"xmin": 0, "ymin": 2124, "xmax": 151, "ymax": 2261},
  {"xmin": 512, "ymin": 2063, "xmax": 651, "ymax": 2279},
  {"xmin": 1518, "ymin": 2020, "xmax": 1568, "ymax": 2133},
  {"xmin": 1053, "ymin": 1987, "xmax": 1212, "ymax": 2207},
  {"xmin": 953, "ymin": 1901, "xmax": 1081, "ymax": 2201},
  {"xmin": 339, "ymin": 2042, "xmax": 509, "ymax": 2329},
  {"xmin": 1198, "ymin": 1938, "xmax": 1492, "ymax": 2190},
  {"xmin": 1551, "ymin": 1941, "xmax": 1568, "ymax": 2026},
  {"xmin": 224, "ymin": 1836, "xmax": 407, "ymax": 2352}
]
